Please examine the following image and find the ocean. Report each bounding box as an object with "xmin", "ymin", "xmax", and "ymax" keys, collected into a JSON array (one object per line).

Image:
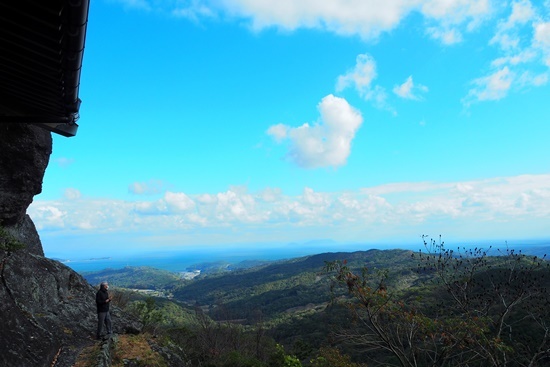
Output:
[
  {"xmin": 55, "ymin": 244, "xmax": 359, "ymax": 273},
  {"xmin": 53, "ymin": 239, "xmax": 550, "ymax": 274}
]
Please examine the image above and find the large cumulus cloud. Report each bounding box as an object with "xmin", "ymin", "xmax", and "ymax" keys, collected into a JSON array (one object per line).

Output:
[{"xmin": 267, "ymin": 94, "xmax": 363, "ymax": 169}]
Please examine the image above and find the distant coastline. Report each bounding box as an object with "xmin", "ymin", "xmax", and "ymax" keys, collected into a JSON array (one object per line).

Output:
[{"xmin": 49, "ymin": 239, "xmax": 550, "ymax": 274}]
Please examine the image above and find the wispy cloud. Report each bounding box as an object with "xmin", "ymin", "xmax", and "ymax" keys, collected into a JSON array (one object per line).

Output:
[
  {"xmin": 393, "ymin": 76, "xmax": 428, "ymax": 100},
  {"xmin": 29, "ymin": 174, "xmax": 550, "ymax": 244},
  {"xmin": 172, "ymin": 0, "xmax": 216, "ymax": 21},
  {"xmin": 425, "ymin": 27, "xmax": 463, "ymax": 45},
  {"xmin": 64, "ymin": 188, "xmax": 81, "ymax": 200},
  {"xmin": 421, "ymin": 0, "xmax": 492, "ymax": 45},
  {"xmin": 113, "ymin": 1, "xmax": 547, "ymax": 106},
  {"xmin": 115, "ymin": 0, "xmax": 494, "ymax": 42},
  {"xmin": 464, "ymin": 1, "xmax": 550, "ymax": 105},
  {"xmin": 463, "ymin": 66, "xmax": 514, "ymax": 104},
  {"xmin": 490, "ymin": 0, "xmax": 535, "ymax": 50},
  {"xmin": 336, "ymin": 54, "xmax": 378, "ymax": 95},
  {"xmin": 213, "ymin": 0, "xmax": 417, "ymax": 39},
  {"xmin": 534, "ymin": 21, "xmax": 550, "ymax": 66},
  {"xmin": 215, "ymin": 0, "xmax": 494, "ymax": 43},
  {"xmin": 54, "ymin": 157, "xmax": 75, "ymax": 168},
  {"xmin": 267, "ymin": 94, "xmax": 363, "ymax": 169},
  {"xmin": 336, "ymin": 53, "xmax": 393, "ymax": 112},
  {"xmin": 128, "ymin": 179, "xmax": 167, "ymax": 195}
]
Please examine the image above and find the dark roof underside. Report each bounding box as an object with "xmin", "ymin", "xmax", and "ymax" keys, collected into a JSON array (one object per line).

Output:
[{"xmin": 0, "ymin": 0, "xmax": 89, "ymax": 136}]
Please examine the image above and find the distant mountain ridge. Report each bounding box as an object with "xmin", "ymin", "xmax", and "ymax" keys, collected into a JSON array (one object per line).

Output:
[
  {"xmin": 79, "ymin": 244, "xmax": 550, "ymax": 293},
  {"xmin": 77, "ymin": 246, "xmax": 550, "ymax": 365},
  {"xmin": 80, "ymin": 249, "xmax": 419, "ymax": 322}
]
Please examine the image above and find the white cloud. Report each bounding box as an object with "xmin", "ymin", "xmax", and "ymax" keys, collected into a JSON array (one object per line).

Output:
[
  {"xmin": 172, "ymin": 1, "xmax": 216, "ymax": 21},
  {"xmin": 267, "ymin": 94, "xmax": 363, "ymax": 168},
  {"xmin": 302, "ymin": 187, "xmax": 329, "ymax": 206},
  {"xmin": 535, "ymin": 22, "xmax": 550, "ymax": 47},
  {"xmin": 420, "ymin": 0, "xmax": 492, "ymax": 22},
  {"xmin": 464, "ymin": 66, "xmax": 514, "ymax": 104},
  {"xmin": 128, "ymin": 180, "xmax": 167, "ymax": 195},
  {"xmin": 425, "ymin": 27, "xmax": 463, "ymax": 44},
  {"xmin": 491, "ymin": 49, "xmax": 537, "ymax": 66},
  {"xmin": 133, "ymin": 201, "xmax": 168, "ymax": 215},
  {"xmin": 266, "ymin": 124, "xmax": 289, "ymax": 143},
  {"xmin": 114, "ymin": 0, "xmax": 546, "ymax": 106},
  {"xmin": 215, "ymin": 190, "xmax": 257, "ymax": 221},
  {"xmin": 336, "ymin": 53, "xmax": 378, "ymax": 94},
  {"xmin": 209, "ymin": 0, "xmax": 494, "ymax": 43},
  {"xmin": 164, "ymin": 191, "xmax": 195, "ymax": 212},
  {"xmin": 29, "ymin": 199, "xmax": 131, "ymax": 231},
  {"xmin": 464, "ymin": 1, "xmax": 549, "ymax": 105},
  {"xmin": 491, "ymin": 0, "xmax": 535, "ymax": 50},
  {"xmin": 121, "ymin": 0, "xmax": 496, "ymax": 45},
  {"xmin": 534, "ymin": 22, "xmax": 550, "ymax": 66},
  {"xmin": 259, "ymin": 187, "xmax": 282, "ymax": 202},
  {"xmin": 215, "ymin": 0, "xmax": 417, "ymax": 40},
  {"xmin": 196, "ymin": 193, "xmax": 217, "ymax": 204},
  {"xmin": 509, "ymin": 0, "xmax": 535, "ymax": 24},
  {"xmin": 64, "ymin": 188, "xmax": 81, "ymax": 200},
  {"xmin": 336, "ymin": 54, "xmax": 393, "ymax": 111},
  {"xmin": 31, "ymin": 205, "xmax": 66, "ymax": 229},
  {"xmin": 517, "ymin": 70, "xmax": 549, "ymax": 87},
  {"xmin": 421, "ymin": 0, "xmax": 492, "ymax": 44},
  {"xmin": 393, "ymin": 76, "xmax": 428, "ymax": 100},
  {"xmin": 132, "ymin": 191, "xmax": 195, "ymax": 215},
  {"xmin": 28, "ymin": 173, "xmax": 550, "ymax": 244}
]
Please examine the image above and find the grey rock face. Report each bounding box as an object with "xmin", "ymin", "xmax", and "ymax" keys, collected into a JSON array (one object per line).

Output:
[
  {"xmin": 0, "ymin": 249, "xmax": 96, "ymax": 366},
  {"xmin": 0, "ymin": 249, "xmax": 142, "ymax": 367},
  {"xmin": 0, "ymin": 124, "xmax": 51, "ymax": 228},
  {"xmin": 3, "ymin": 214, "xmax": 45, "ymax": 256},
  {"xmin": 0, "ymin": 124, "xmax": 142, "ymax": 366}
]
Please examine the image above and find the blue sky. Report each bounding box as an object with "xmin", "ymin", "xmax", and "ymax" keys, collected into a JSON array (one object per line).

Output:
[{"xmin": 29, "ymin": 0, "xmax": 550, "ymax": 258}]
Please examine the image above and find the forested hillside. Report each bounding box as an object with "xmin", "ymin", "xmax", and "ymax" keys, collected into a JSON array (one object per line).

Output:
[
  {"xmin": 172, "ymin": 249, "xmax": 419, "ymax": 321},
  {"xmin": 79, "ymin": 246, "xmax": 550, "ymax": 366},
  {"xmin": 83, "ymin": 266, "xmax": 181, "ymax": 290}
]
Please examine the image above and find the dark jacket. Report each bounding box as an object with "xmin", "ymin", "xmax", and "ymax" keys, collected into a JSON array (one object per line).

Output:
[{"xmin": 96, "ymin": 286, "xmax": 110, "ymax": 313}]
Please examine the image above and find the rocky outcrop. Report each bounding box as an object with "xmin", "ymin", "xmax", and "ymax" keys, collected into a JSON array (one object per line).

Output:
[
  {"xmin": 1, "ymin": 250, "xmax": 92, "ymax": 366},
  {"xmin": 0, "ymin": 124, "xmax": 51, "ymax": 230},
  {"xmin": 0, "ymin": 124, "xmax": 141, "ymax": 367},
  {"xmin": 3, "ymin": 214, "xmax": 45, "ymax": 256},
  {"xmin": 96, "ymin": 334, "xmax": 118, "ymax": 367}
]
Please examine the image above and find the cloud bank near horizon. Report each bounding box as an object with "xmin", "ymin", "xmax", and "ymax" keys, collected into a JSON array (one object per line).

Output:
[{"xmin": 29, "ymin": 173, "xmax": 550, "ymax": 248}]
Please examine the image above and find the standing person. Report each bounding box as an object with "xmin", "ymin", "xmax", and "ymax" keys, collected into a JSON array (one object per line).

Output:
[{"xmin": 96, "ymin": 281, "xmax": 113, "ymax": 339}]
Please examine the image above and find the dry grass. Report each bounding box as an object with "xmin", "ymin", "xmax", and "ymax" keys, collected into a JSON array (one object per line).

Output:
[
  {"xmin": 72, "ymin": 334, "xmax": 167, "ymax": 367},
  {"xmin": 112, "ymin": 334, "xmax": 167, "ymax": 367},
  {"xmin": 72, "ymin": 343, "xmax": 99, "ymax": 367}
]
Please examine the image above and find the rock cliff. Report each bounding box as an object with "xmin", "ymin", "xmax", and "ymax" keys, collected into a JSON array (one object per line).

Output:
[{"xmin": 0, "ymin": 124, "xmax": 140, "ymax": 367}]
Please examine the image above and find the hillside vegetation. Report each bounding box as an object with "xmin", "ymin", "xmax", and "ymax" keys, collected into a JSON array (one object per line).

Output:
[
  {"xmin": 83, "ymin": 266, "xmax": 181, "ymax": 290},
  {"xmin": 79, "ymin": 245, "xmax": 550, "ymax": 366}
]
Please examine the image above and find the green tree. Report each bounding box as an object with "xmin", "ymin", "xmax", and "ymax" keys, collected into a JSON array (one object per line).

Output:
[
  {"xmin": 0, "ymin": 226, "xmax": 25, "ymax": 251},
  {"xmin": 310, "ymin": 347, "xmax": 365, "ymax": 367},
  {"xmin": 128, "ymin": 297, "xmax": 165, "ymax": 332},
  {"xmin": 268, "ymin": 344, "xmax": 302, "ymax": 367}
]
